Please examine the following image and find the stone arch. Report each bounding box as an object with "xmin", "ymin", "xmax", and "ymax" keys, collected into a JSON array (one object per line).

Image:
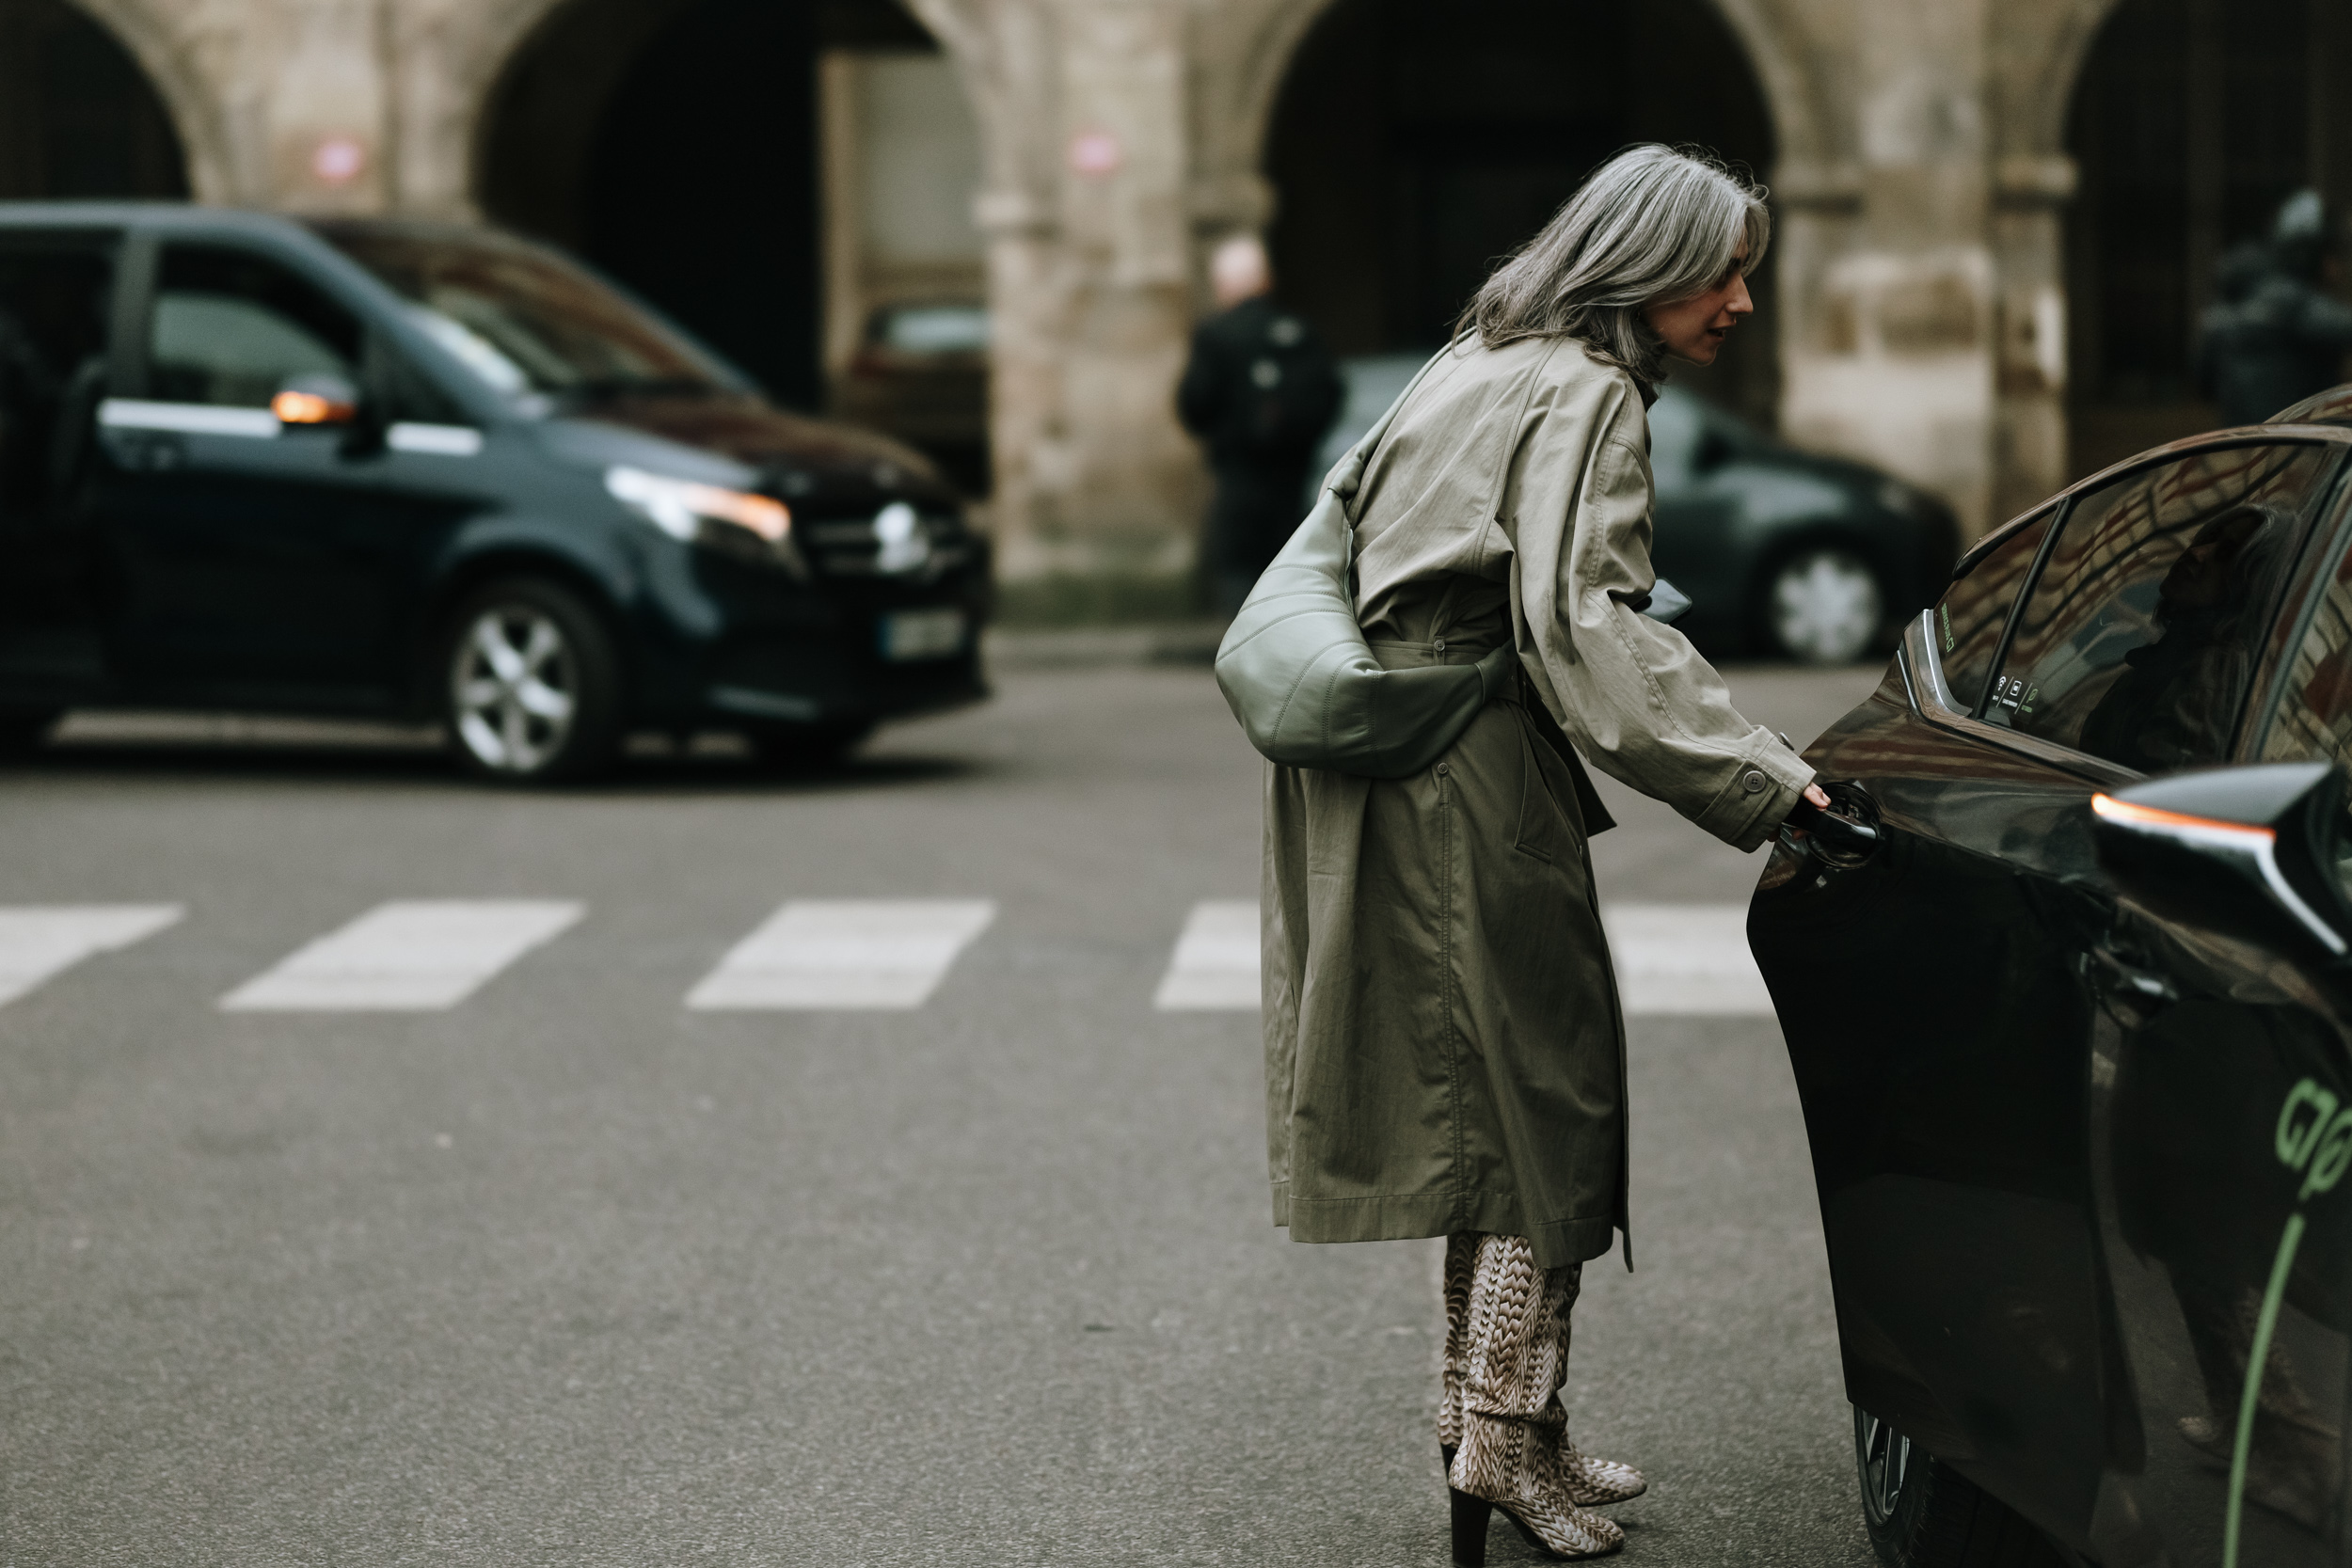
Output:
[
  {"xmin": 1190, "ymin": 0, "xmax": 1837, "ymax": 245},
  {"xmin": 1236, "ymin": 0, "xmax": 1793, "ymax": 423},
  {"xmin": 6, "ymin": 0, "xmax": 230, "ymax": 200}
]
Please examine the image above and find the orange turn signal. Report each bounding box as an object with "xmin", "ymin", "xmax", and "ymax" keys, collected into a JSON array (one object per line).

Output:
[
  {"xmin": 683, "ymin": 483, "xmax": 790, "ymax": 542},
  {"xmin": 2090, "ymin": 792, "xmax": 2276, "ymax": 844},
  {"xmin": 272, "ymin": 388, "xmax": 356, "ymax": 425}
]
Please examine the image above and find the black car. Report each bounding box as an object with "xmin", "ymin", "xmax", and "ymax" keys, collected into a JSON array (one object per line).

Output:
[
  {"xmin": 0, "ymin": 204, "xmax": 991, "ymax": 780},
  {"xmin": 1314, "ymin": 356, "xmax": 1959, "ymax": 663},
  {"xmin": 1752, "ymin": 388, "xmax": 2352, "ymax": 1566}
]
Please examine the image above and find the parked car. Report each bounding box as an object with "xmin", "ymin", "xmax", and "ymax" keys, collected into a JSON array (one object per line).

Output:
[
  {"xmin": 1751, "ymin": 386, "xmax": 2352, "ymax": 1567},
  {"xmin": 0, "ymin": 204, "xmax": 991, "ymax": 781},
  {"xmin": 832, "ymin": 300, "xmax": 990, "ymax": 499},
  {"xmin": 1313, "ymin": 354, "xmax": 1958, "ymax": 664}
]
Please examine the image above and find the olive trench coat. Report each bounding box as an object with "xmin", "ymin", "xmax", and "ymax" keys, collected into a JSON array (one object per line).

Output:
[{"xmin": 1260, "ymin": 336, "xmax": 1815, "ymax": 1270}]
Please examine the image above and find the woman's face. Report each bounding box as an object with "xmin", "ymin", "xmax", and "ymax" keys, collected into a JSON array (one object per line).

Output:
[{"xmin": 1643, "ymin": 245, "xmax": 1753, "ymax": 367}]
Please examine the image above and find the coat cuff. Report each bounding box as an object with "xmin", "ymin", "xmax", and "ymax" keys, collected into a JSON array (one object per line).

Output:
[{"xmin": 1690, "ymin": 734, "xmax": 1815, "ymax": 851}]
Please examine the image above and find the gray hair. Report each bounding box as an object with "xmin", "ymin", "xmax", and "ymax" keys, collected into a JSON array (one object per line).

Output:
[{"xmin": 1458, "ymin": 145, "xmax": 1769, "ymax": 387}]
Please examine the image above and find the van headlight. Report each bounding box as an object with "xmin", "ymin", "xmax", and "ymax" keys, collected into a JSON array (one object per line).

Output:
[{"xmin": 606, "ymin": 465, "xmax": 791, "ymax": 547}]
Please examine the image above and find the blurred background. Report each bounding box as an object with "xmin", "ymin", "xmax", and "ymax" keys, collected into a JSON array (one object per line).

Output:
[{"xmin": 5, "ymin": 0, "xmax": 2348, "ymax": 624}]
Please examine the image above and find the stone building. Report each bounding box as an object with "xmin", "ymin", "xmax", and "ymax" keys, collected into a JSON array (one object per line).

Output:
[{"xmin": 3, "ymin": 0, "xmax": 2348, "ymax": 591}]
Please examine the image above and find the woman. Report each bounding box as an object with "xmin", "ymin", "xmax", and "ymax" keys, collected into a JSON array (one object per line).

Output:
[{"xmin": 1259, "ymin": 145, "xmax": 1832, "ymax": 1562}]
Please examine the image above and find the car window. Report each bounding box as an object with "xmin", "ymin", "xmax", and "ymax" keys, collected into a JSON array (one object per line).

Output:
[
  {"xmin": 314, "ymin": 226, "xmax": 729, "ymax": 401},
  {"xmin": 2256, "ymin": 521, "xmax": 2352, "ymax": 893},
  {"xmin": 1982, "ymin": 444, "xmax": 2339, "ymax": 771},
  {"xmin": 1927, "ymin": 509, "xmax": 2054, "ymax": 712},
  {"xmin": 0, "ymin": 239, "xmax": 115, "ymax": 520},
  {"xmin": 148, "ymin": 245, "xmax": 361, "ymax": 408}
]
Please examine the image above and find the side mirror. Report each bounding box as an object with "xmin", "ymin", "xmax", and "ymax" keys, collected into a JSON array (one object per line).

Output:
[
  {"xmin": 271, "ymin": 373, "xmax": 361, "ymax": 428},
  {"xmin": 2090, "ymin": 762, "xmax": 2349, "ymax": 958}
]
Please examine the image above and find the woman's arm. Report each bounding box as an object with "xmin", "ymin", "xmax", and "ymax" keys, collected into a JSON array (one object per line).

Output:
[{"xmin": 1512, "ymin": 377, "xmax": 1818, "ymax": 850}]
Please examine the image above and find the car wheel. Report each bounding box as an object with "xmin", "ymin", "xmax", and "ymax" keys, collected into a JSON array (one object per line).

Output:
[
  {"xmin": 442, "ymin": 578, "xmax": 622, "ymax": 784},
  {"xmin": 1761, "ymin": 546, "xmax": 1884, "ymax": 665},
  {"xmin": 1853, "ymin": 1406, "xmax": 2067, "ymax": 1568}
]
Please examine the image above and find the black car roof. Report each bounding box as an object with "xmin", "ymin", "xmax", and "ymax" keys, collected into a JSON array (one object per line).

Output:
[{"xmin": 0, "ymin": 200, "xmax": 298, "ymax": 236}]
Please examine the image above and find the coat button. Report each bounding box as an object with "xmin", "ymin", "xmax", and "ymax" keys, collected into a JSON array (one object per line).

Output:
[
  {"xmin": 1436, "ymin": 763, "xmax": 1450, "ymax": 777},
  {"xmin": 1741, "ymin": 769, "xmax": 1767, "ymax": 793}
]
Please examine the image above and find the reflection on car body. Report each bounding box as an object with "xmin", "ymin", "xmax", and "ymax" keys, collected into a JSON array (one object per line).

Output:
[
  {"xmin": 1314, "ymin": 353, "xmax": 1959, "ymax": 664},
  {"xmin": 0, "ymin": 205, "xmax": 992, "ymax": 781},
  {"xmin": 1751, "ymin": 384, "xmax": 2352, "ymax": 1567}
]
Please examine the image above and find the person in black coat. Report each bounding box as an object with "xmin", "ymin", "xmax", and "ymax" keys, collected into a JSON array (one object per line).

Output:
[
  {"xmin": 2198, "ymin": 189, "xmax": 2352, "ymax": 426},
  {"xmin": 1177, "ymin": 236, "xmax": 1343, "ymax": 616}
]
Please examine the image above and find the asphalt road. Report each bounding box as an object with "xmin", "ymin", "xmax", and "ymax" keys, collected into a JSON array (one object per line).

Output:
[{"xmin": 0, "ymin": 653, "xmax": 1885, "ymax": 1567}]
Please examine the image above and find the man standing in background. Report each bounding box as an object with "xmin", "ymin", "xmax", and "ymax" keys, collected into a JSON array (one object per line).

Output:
[
  {"xmin": 1177, "ymin": 236, "xmax": 1343, "ymax": 617},
  {"xmin": 2199, "ymin": 189, "xmax": 2352, "ymax": 426}
]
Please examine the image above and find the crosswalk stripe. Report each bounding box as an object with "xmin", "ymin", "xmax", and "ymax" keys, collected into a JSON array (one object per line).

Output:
[
  {"xmin": 1145, "ymin": 900, "xmax": 1772, "ymax": 1017},
  {"xmin": 685, "ymin": 899, "xmax": 996, "ymax": 1010},
  {"xmin": 0, "ymin": 905, "xmax": 184, "ymax": 1006},
  {"xmin": 1602, "ymin": 904, "xmax": 1772, "ymax": 1015},
  {"xmin": 219, "ymin": 900, "xmax": 584, "ymax": 1011},
  {"xmin": 1153, "ymin": 900, "xmax": 1260, "ymax": 1011}
]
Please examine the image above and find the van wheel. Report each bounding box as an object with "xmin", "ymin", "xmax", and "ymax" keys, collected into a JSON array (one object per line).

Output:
[
  {"xmin": 441, "ymin": 578, "xmax": 622, "ymax": 783},
  {"xmin": 1854, "ymin": 1407, "xmax": 2067, "ymax": 1568},
  {"xmin": 1758, "ymin": 546, "xmax": 1883, "ymax": 664}
]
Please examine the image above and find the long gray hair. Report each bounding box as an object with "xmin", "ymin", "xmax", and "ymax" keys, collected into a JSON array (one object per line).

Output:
[{"xmin": 1458, "ymin": 145, "xmax": 1769, "ymax": 387}]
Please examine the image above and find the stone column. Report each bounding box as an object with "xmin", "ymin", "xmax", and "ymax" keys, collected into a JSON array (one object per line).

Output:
[
  {"xmin": 1989, "ymin": 154, "xmax": 2075, "ymax": 525},
  {"xmin": 1778, "ymin": 0, "xmax": 1998, "ymax": 537},
  {"xmin": 262, "ymin": 0, "xmax": 392, "ymax": 214},
  {"xmin": 1009, "ymin": 0, "xmax": 1201, "ymax": 584}
]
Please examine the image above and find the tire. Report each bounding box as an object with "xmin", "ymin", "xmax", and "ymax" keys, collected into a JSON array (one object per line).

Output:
[
  {"xmin": 1758, "ymin": 545, "xmax": 1885, "ymax": 665},
  {"xmin": 440, "ymin": 578, "xmax": 623, "ymax": 783},
  {"xmin": 1854, "ymin": 1406, "xmax": 2068, "ymax": 1568}
]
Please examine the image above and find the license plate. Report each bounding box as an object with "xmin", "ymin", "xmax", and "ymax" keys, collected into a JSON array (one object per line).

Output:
[{"xmin": 879, "ymin": 608, "xmax": 966, "ymax": 661}]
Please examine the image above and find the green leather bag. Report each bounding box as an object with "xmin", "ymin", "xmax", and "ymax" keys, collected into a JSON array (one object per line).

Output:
[{"xmin": 1214, "ymin": 352, "xmax": 1516, "ymax": 779}]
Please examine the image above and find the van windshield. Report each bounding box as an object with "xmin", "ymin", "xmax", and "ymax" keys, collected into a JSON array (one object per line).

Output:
[{"xmin": 311, "ymin": 224, "xmax": 739, "ymax": 403}]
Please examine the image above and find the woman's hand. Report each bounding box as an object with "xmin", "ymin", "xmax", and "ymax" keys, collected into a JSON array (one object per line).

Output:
[{"xmin": 1801, "ymin": 783, "xmax": 1830, "ymax": 811}]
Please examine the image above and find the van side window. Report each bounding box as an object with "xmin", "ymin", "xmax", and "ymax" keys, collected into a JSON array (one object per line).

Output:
[
  {"xmin": 0, "ymin": 241, "xmax": 115, "ymax": 523},
  {"xmin": 1983, "ymin": 444, "xmax": 2339, "ymax": 771},
  {"xmin": 1930, "ymin": 510, "xmax": 2052, "ymax": 712},
  {"xmin": 147, "ymin": 245, "xmax": 360, "ymax": 408}
]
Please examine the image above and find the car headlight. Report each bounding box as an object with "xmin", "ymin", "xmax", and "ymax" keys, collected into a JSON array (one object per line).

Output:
[{"xmin": 606, "ymin": 465, "xmax": 791, "ymax": 546}]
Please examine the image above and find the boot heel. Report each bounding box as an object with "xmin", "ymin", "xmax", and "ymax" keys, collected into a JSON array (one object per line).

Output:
[{"xmin": 1449, "ymin": 1486, "xmax": 1492, "ymax": 1566}]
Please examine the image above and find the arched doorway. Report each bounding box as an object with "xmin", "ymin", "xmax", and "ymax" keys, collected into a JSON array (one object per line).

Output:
[
  {"xmin": 2065, "ymin": 0, "xmax": 2352, "ymax": 475},
  {"xmin": 0, "ymin": 0, "xmax": 187, "ymax": 198},
  {"xmin": 1263, "ymin": 0, "xmax": 1779, "ymax": 425},
  {"xmin": 478, "ymin": 0, "xmax": 986, "ymax": 489}
]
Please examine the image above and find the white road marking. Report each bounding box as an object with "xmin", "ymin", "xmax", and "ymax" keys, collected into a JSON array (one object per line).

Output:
[
  {"xmin": 1152, "ymin": 899, "xmax": 1772, "ymax": 1017},
  {"xmin": 1603, "ymin": 904, "xmax": 1772, "ymax": 1015},
  {"xmin": 1153, "ymin": 900, "xmax": 1260, "ymax": 1010},
  {"xmin": 0, "ymin": 905, "xmax": 184, "ymax": 1006},
  {"xmin": 219, "ymin": 900, "xmax": 583, "ymax": 1011},
  {"xmin": 685, "ymin": 899, "xmax": 996, "ymax": 1010}
]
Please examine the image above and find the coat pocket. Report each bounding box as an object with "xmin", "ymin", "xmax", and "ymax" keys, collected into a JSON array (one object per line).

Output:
[{"xmin": 1511, "ymin": 715, "xmax": 1580, "ymax": 863}]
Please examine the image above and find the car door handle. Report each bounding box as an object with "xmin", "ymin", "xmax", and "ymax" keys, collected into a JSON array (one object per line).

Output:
[
  {"xmin": 1783, "ymin": 789, "xmax": 1882, "ymax": 867},
  {"xmin": 2085, "ymin": 938, "xmax": 2178, "ymax": 1021}
]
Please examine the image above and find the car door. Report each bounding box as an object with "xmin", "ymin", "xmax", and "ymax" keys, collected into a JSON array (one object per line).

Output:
[
  {"xmin": 88, "ymin": 233, "xmax": 471, "ymax": 705},
  {"xmin": 2082, "ymin": 474, "xmax": 2352, "ymax": 1568},
  {"xmin": 1753, "ymin": 436, "xmax": 2348, "ymax": 1558},
  {"xmin": 0, "ymin": 227, "xmax": 121, "ymax": 710}
]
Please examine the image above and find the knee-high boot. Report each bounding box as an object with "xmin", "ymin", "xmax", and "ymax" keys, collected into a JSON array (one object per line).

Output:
[{"xmin": 1443, "ymin": 1234, "xmax": 1642, "ymax": 1562}]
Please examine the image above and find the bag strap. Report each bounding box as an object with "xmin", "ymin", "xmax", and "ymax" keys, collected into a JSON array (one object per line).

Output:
[{"xmin": 1319, "ymin": 343, "xmax": 1459, "ymax": 555}]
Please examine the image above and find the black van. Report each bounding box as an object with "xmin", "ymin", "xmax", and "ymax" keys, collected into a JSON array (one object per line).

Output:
[{"xmin": 0, "ymin": 204, "xmax": 991, "ymax": 780}]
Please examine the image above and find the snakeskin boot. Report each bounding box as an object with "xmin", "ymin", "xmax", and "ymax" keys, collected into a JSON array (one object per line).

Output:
[{"xmin": 1443, "ymin": 1233, "xmax": 1645, "ymax": 1563}]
